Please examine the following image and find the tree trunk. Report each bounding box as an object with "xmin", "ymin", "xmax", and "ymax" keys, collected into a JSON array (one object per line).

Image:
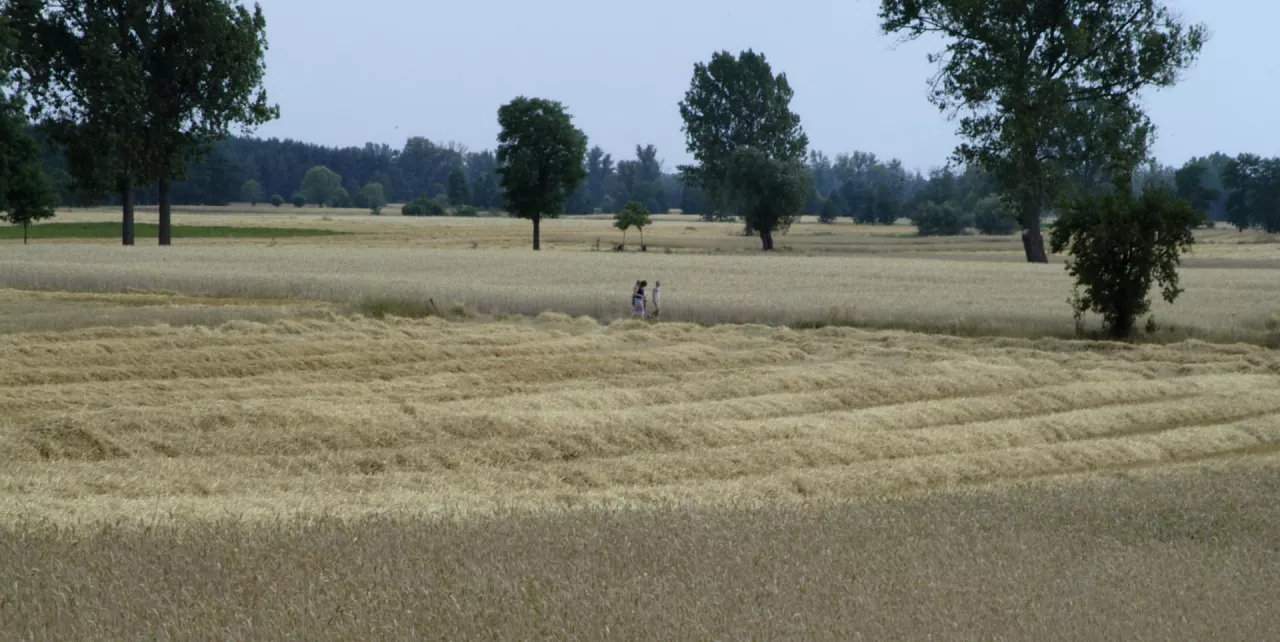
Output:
[
  {"xmin": 1018, "ymin": 198, "xmax": 1049, "ymax": 263},
  {"xmin": 23, "ymin": 222, "xmax": 29, "ymax": 245},
  {"xmin": 532, "ymin": 215, "xmax": 541, "ymax": 251},
  {"xmin": 122, "ymin": 176, "xmax": 136, "ymax": 246},
  {"xmin": 1109, "ymin": 307, "xmax": 1135, "ymax": 341},
  {"xmin": 159, "ymin": 175, "xmax": 172, "ymax": 246},
  {"xmin": 760, "ymin": 228, "xmax": 774, "ymax": 251}
]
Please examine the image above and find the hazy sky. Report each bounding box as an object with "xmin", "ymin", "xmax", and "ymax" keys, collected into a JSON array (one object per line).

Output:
[{"xmin": 254, "ymin": 0, "xmax": 1277, "ymax": 172}]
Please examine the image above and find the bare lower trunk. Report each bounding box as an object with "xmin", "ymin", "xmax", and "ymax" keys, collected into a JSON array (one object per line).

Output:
[
  {"xmin": 760, "ymin": 228, "xmax": 774, "ymax": 251},
  {"xmin": 159, "ymin": 176, "xmax": 172, "ymax": 246},
  {"xmin": 532, "ymin": 215, "xmax": 541, "ymax": 251},
  {"xmin": 122, "ymin": 176, "xmax": 135, "ymax": 246},
  {"xmin": 1020, "ymin": 205, "xmax": 1048, "ymax": 263},
  {"xmin": 23, "ymin": 222, "xmax": 29, "ymax": 245}
]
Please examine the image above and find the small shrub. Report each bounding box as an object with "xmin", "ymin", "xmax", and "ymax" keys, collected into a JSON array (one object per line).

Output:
[
  {"xmin": 328, "ymin": 187, "xmax": 351, "ymax": 209},
  {"xmin": 972, "ymin": 196, "xmax": 1018, "ymax": 235},
  {"xmin": 291, "ymin": 193, "xmax": 305, "ymax": 208},
  {"xmin": 270, "ymin": 194, "xmax": 284, "ymax": 208},
  {"xmin": 817, "ymin": 198, "xmax": 839, "ymax": 224},
  {"xmin": 912, "ymin": 202, "xmax": 972, "ymax": 236},
  {"xmin": 1049, "ymin": 180, "xmax": 1198, "ymax": 340},
  {"xmin": 455, "ymin": 205, "xmax": 479, "ymax": 217},
  {"xmin": 402, "ymin": 197, "xmax": 445, "ymax": 217}
]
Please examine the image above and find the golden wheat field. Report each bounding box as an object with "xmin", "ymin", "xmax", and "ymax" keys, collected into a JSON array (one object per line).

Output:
[
  {"xmin": 0, "ymin": 293, "xmax": 1278, "ymax": 638},
  {"xmin": 3, "ymin": 209, "xmax": 1280, "ymax": 638},
  {"xmin": 3, "ymin": 298, "xmax": 1280, "ymax": 524}
]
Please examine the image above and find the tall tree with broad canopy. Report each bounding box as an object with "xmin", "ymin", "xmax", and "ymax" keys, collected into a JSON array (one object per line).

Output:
[
  {"xmin": 1222, "ymin": 155, "xmax": 1280, "ymax": 233},
  {"xmin": 144, "ymin": 0, "xmax": 276, "ymax": 245},
  {"xmin": 495, "ymin": 97, "xmax": 588, "ymax": 250},
  {"xmin": 879, "ymin": 0, "xmax": 1206, "ymax": 263},
  {"xmin": 4, "ymin": 0, "xmax": 150, "ymax": 245},
  {"xmin": 678, "ymin": 50, "xmax": 808, "ymax": 210},
  {"xmin": 723, "ymin": 147, "xmax": 812, "ymax": 250},
  {"xmin": 5, "ymin": 0, "xmax": 275, "ymax": 246}
]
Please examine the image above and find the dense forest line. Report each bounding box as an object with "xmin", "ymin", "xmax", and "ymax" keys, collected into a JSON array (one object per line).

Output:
[{"xmin": 30, "ymin": 130, "xmax": 1278, "ymax": 232}]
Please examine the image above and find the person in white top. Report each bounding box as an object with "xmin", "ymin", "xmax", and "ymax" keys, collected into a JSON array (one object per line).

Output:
[{"xmin": 650, "ymin": 281, "xmax": 661, "ymax": 318}]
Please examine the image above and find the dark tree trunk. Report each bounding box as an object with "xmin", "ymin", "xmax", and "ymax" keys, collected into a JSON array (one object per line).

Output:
[
  {"xmin": 122, "ymin": 176, "xmax": 136, "ymax": 246},
  {"xmin": 1020, "ymin": 212, "xmax": 1048, "ymax": 263},
  {"xmin": 159, "ymin": 175, "xmax": 172, "ymax": 246},
  {"xmin": 1109, "ymin": 308, "xmax": 1135, "ymax": 341},
  {"xmin": 23, "ymin": 222, "xmax": 29, "ymax": 245},
  {"xmin": 760, "ymin": 228, "xmax": 774, "ymax": 251},
  {"xmin": 532, "ymin": 215, "xmax": 541, "ymax": 251}
]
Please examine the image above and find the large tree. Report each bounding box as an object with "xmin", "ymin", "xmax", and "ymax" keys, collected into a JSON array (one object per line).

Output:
[
  {"xmin": 678, "ymin": 50, "xmax": 808, "ymax": 210},
  {"xmin": 495, "ymin": 97, "xmax": 588, "ymax": 250},
  {"xmin": 5, "ymin": 0, "xmax": 151, "ymax": 244},
  {"xmin": 724, "ymin": 147, "xmax": 811, "ymax": 250},
  {"xmin": 144, "ymin": 0, "xmax": 276, "ymax": 245},
  {"xmin": 1222, "ymin": 155, "xmax": 1280, "ymax": 233},
  {"xmin": 879, "ymin": 0, "xmax": 1206, "ymax": 263}
]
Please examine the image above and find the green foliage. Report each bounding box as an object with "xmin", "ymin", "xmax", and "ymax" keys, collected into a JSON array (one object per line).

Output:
[
  {"xmin": 270, "ymin": 194, "xmax": 284, "ymax": 208},
  {"xmin": 4, "ymin": 0, "xmax": 277, "ymax": 245},
  {"xmin": 496, "ymin": 96, "xmax": 589, "ymax": 250},
  {"xmin": 301, "ymin": 166, "xmax": 342, "ymax": 206},
  {"xmin": 972, "ymin": 196, "xmax": 1018, "ymax": 235},
  {"xmin": 600, "ymin": 195, "xmax": 616, "ymax": 214},
  {"xmin": 0, "ymin": 91, "xmax": 56, "ymax": 244},
  {"xmin": 818, "ymin": 198, "xmax": 840, "ymax": 224},
  {"xmin": 361, "ymin": 182, "xmax": 387, "ymax": 215},
  {"xmin": 241, "ymin": 179, "xmax": 262, "ymax": 205},
  {"xmin": 678, "ymin": 50, "xmax": 808, "ymax": 207},
  {"xmin": 1222, "ymin": 155, "xmax": 1280, "ymax": 233},
  {"xmin": 291, "ymin": 192, "xmax": 305, "ymax": 208},
  {"xmin": 724, "ymin": 147, "xmax": 812, "ymax": 251},
  {"xmin": 454, "ymin": 205, "xmax": 479, "ymax": 218},
  {"xmin": 327, "ymin": 187, "xmax": 351, "ymax": 209},
  {"xmin": 880, "ymin": 0, "xmax": 1207, "ymax": 262},
  {"xmin": 912, "ymin": 202, "xmax": 972, "ymax": 237},
  {"xmin": 402, "ymin": 196, "xmax": 445, "ymax": 217},
  {"xmin": 446, "ymin": 167, "xmax": 470, "ymax": 207},
  {"xmin": 1173, "ymin": 161, "xmax": 1219, "ymax": 227},
  {"xmin": 1049, "ymin": 179, "xmax": 1198, "ymax": 339},
  {"xmin": 613, "ymin": 201, "xmax": 652, "ymax": 247}
]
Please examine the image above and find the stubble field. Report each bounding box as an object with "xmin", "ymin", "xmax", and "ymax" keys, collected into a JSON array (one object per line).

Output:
[{"xmin": 2, "ymin": 209, "xmax": 1279, "ymax": 638}]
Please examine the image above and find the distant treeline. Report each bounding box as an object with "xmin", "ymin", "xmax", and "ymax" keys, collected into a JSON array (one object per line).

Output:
[{"xmin": 34, "ymin": 131, "xmax": 1274, "ymax": 229}]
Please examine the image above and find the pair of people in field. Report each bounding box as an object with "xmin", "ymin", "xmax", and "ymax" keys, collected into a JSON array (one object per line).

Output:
[{"xmin": 631, "ymin": 280, "xmax": 660, "ymax": 318}]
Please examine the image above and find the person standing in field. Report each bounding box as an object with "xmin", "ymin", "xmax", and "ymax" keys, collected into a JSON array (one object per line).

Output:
[
  {"xmin": 650, "ymin": 281, "xmax": 661, "ymax": 318},
  {"xmin": 632, "ymin": 280, "xmax": 646, "ymax": 318}
]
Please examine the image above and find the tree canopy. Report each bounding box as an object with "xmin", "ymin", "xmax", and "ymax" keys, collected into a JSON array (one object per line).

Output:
[
  {"xmin": 362, "ymin": 182, "xmax": 387, "ymax": 215},
  {"xmin": 496, "ymin": 97, "xmax": 588, "ymax": 250},
  {"xmin": 241, "ymin": 179, "xmax": 262, "ymax": 205},
  {"xmin": 613, "ymin": 201, "xmax": 652, "ymax": 248},
  {"xmin": 300, "ymin": 166, "xmax": 342, "ymax": 206},
  {"xmin": 678, "ymin": 50, "xmax": 808, "ymax": 210},
  {"xmin": 880, "ymin": 0, "xmax": 1207, "ymax": 263},
  {"xmin": 4, "ymin": 0, "xmax": 276, "ymax": 245},
  {"xmin": 724, "ymin": 147, "xmax": 811, "ymax": 250},
  {"xmin": 1050, "ymin": 175, "xmax": 1198, "ymax": 339},
  {"xmin": 1222, "ymin": 155, "xmax": 1280, "ymax": 233}
]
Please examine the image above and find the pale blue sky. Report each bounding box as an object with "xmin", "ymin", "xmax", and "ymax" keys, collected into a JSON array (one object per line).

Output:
[{"xmin": 254, "ymin": 0, "xmax": 1277, "ymax": 172}]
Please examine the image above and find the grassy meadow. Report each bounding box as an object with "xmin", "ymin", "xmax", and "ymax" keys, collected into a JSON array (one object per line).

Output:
[{"xmin": 2, "ymin": 207, "xmax": 1279, "ymax": 638}]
